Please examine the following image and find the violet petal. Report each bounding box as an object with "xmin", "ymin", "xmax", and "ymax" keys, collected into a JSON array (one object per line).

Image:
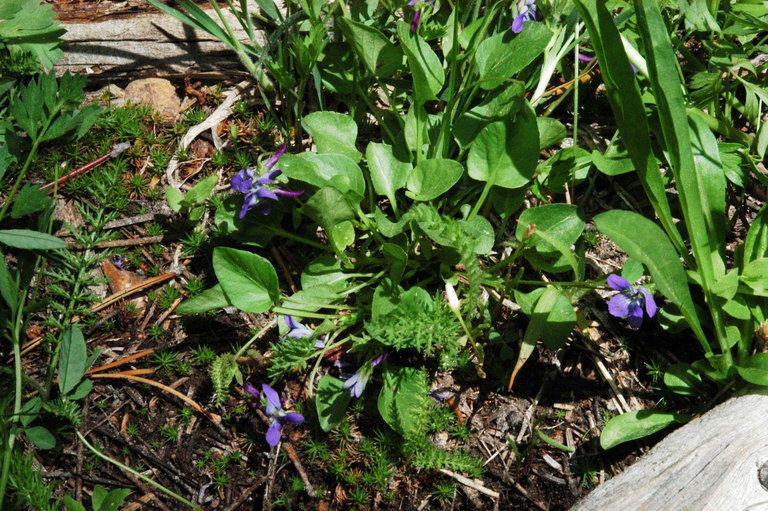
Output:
[
  {"xmin": 231, "ymin": 168, "xmax": 255, "ymax": 193},
  {"xmin": 265, "ymin": 420, "xmax": 282, "ymax": 446},
  {"xmin": 608, "ymin": 293, "xmax": 632, "ymax": 318},
  {"xmin": 626, "ymin": 306, "xmax": 644, "ymax": 328},
  {"xmin": 282, "ymin": 412, "xmax": 305, "ymax": 425},
  {"xmin": 640, "ymin": 287, "xmax": 658, "ymax": 317},
  {"xmin": 262, "ymin": 384, "xmax": 281, "ymax": 416},
  {"xmin": 265, "ymin": 144, "xmax": 287, "ymax": 170},
  {"xmin": 607, "ymin": 274, "xmax": 631, "ymax": 291}
]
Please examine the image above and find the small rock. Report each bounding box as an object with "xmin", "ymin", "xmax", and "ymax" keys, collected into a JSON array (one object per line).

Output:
[{"xmin": 124, "ymin": 78, "xmax": 181, "ymax": 122}]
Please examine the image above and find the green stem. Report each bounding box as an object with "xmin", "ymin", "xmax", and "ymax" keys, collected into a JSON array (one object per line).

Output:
[
  {"xmin": 0, "ymin": 297, "xmax": 26, "ymax": 507},
  {"xmin": 263, "ymin": 224, "xmax": 332, "ymax": 252},
  {"xmin": 77, "ymin": 431, "xmax": 201, "ymax": 510},
  {"xmin": 234, "ymin": 318, "xmax": 278, "ymax": 360},
  {"xmin": 468, "ymin": 181, "xmax": 493, "ymax": 220},
  {"xmin": 271, "ymin": 307, "xmax": 343, "ymax": 320}
]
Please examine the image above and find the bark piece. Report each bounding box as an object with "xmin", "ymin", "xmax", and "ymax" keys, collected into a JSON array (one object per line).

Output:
[{"xmin": 574, "ymin": 393, "xmax": 768, "ymax": 510}]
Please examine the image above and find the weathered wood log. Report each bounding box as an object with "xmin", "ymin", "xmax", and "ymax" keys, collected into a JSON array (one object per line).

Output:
[
  {"xmin": 54, "ymin": 1, "xmax": 265, "ymax": 79},
  {"xmin": 573, "ymin": 393, "xmax": 768, "ymax": 511}
]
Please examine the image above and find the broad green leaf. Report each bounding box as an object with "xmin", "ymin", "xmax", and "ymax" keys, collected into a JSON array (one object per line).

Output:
[
  {"xmin": 475, "ymin": 24, "xmax": 553, "ymax": 90},
  {"xmin": 93, "ymin": 486, "xmax": 131, "ymax": 511},
  {"xmin": 595, "ymin": 210, "xmax": 705, "ymax": 340},
  {"xmin": 280, "ymin": 152, "xmax": 365, "ymax": 201},
  {"xmin": 537, "ymin": 117, "xmax": 566, "ymax": 149},
  {"xmin": 316, "ymin": 375, "xmax": 352, "ymax": 432},
  {"xmin": 663, "ymin": 363, "xmax": 703, "ymax": 396},
  {"xmin": 711, "ymin": 269, "xmax": 739, "ymax": 300},
  {"xmin": 20, "ymin": 397, "xmax": 41, "ymax": 427},
  {"xmin": 365, "ymin": 142, "xmax": 411, "ymax": 211},
  {"xmin": 302, "ymin": 187, "xmax": 357, "ymax": 254},
  {"xmin": 213, "ymin": 247, "xmax": 279, "ymax": 313},
  {"xmin": 397, "ymin": 22, "xmax": 445, "ymax": 103},
  {"xmin": 281, "ymin": 287, "xmax": 340, "ymax": 314},
  {"xmin": 25, "ymin": 426, "xmax": 56, "ymax": 450},
  {"xmin": 574, "ymin": 0, "xmax": 684, "ymax": 254},
  {"xmin": 62, "ymin": 496, "xmax": 86, "ymax": 511},
  {"xmin": 0, "ymin": 229, "xmax": 67, "ymax": 250},
  {"xmin": 600, "ymin": 410, "xmax": 682, "ymax": 449},
  {"xmin": 59, "ymin": 326, "xmax": 87, "ymax": 395},
  {"xmin": 337, "ymin": 17, "xmax": 402, "ymax": 78},
  {"xmin": 67, "ymin": 378, "xmax": 93, "ymax": 401},
  {"xmin": 184, "ymin": 175, "xmax": 218, "ymax": 205},
  {"xmin": 382, "ymin": 242, "xmax": 407, "ymax": 283},
  {"xmin": 735, "ymin": 353, "xmax": 768, "ymax": 385},
  {"xmin": 302, "ymin": 112, "xmax": 361, "ymax": 162},
  {"xmin": 458, "ymin": 215, "xmax": 495, "ymax": 255},
  {"xmin": 509, "ymin": 287, "xmax": 575, "ymax": 389},
  {"xmin": 0, "ymin": 249, "xmax": 18, "ymax": 312},
  {"xmin": 536, "ymin": 147, "xmax": 592, "ymax": 193},
  {"xmin": 165, "ymin": 187, "xmax": 184, "ymax": 212},
  {"xmin": 405, "ymin": 158, "xmax": 463, "ymax": 201},
  {"xmin": 740, "ymin": 258, "xmax": 768, "ymax": 296},
  {"xmin": 743, "ymin": 203, "xmax": 768, "ymax": 265},
  {"xmin": 516, "ymin": 204, "xmax": 585, "ymax": 277},
  {"xmin": 467, "ymin": 110, "xmax": 538, "ymax": 189},
  {"xmin": 378, "ymin": 366, "xmax": 428, "ymax": 436},
  {"xmin": 621, "ymin": 258, "xmax": 645, "ymax": 285},
  {"xmin": 454, "ymin": 83, "xmax": 524, "ymax": 148},
  {"xmin": 177, "ymin": 284, "xmax": 232, "ymax": 315},
  {"xmin": 527, "ymin": 287, "xmax": 576, "ymax": 350},
  {"xmin": 300, "ymin": 254, "xmax": 349, "ymax": 293},
  {"xmin": 10, "ymin": 184, "xmax": 52, "ymax": 218}
]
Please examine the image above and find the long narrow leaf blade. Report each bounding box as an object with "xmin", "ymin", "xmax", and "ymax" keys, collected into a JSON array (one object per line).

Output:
[{"xmin": 573, "ymin": 0, "xmax": 684, "ymax": 255}]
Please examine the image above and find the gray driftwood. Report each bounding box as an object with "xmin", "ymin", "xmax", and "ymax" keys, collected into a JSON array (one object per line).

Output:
[
  {"xmin": 574, "ymin": 393, "xmax": 768, "ymax": 511},
  {"xmin": 56, "ymin": 3, "xmax": 266, "ymax": 78}
]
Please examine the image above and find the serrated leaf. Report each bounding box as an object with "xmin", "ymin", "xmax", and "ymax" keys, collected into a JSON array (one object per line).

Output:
[{"xmin": 378, "ymin": 366, "xmax": 428, "ymax": 436}]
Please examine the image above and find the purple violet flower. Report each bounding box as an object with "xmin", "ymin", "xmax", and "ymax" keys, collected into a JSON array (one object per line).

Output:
[
  {"xmin": 230, "ymin": 144, "xmax": 303, "ymax": 218},
  {"xmin": 512, "ymin": 0, "xmax": 537, "ymax": 34},
  {"xmin": 256, "ymin": 384, "xmax": 304, "ymax": 446},
  {"xmin": 283, "ymin": 315, "xmax": 325, "ymax": 349},
  {"xmin": 284, "ymin": 315, "xmax": 312, "ymax": 339},
  {"xmin": 606, "ymin": 274, "xmax": 658, "ymax": 329},
  {"xmin": 342, "ymin": 352, "xmax": 390, "ymax": 398},
  {"xmin": 112, "ymin": 254, "xmax": 123, "ymax": 269},
  {"xmin": 408, "ymin": 0, "xmax": 434, "ymax": 33}
]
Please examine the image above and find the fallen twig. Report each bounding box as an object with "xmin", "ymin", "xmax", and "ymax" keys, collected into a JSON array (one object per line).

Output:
[
  {"xmin": 90, "ymin": 272, "xmax": 177, "ymax": 314},
  {"xmin": 438, "ymin": 469, "xmax": 500, "ymax": 499},
  {"xmin": 89, "ymin": 372, "xmax": 221, "ymax": 424},
  {"xmin": 166, "ymin": 80, "xmax": 251, "ymax": 188}
]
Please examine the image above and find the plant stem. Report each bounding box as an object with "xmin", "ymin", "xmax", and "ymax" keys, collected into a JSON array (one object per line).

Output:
[
  {"xmin": 77, "ymin": 431, "xmax": 201, "ymax": 510},
  {"xmin": 233, "ymin": 318, "xmax": 278, "ymax": 360}
]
